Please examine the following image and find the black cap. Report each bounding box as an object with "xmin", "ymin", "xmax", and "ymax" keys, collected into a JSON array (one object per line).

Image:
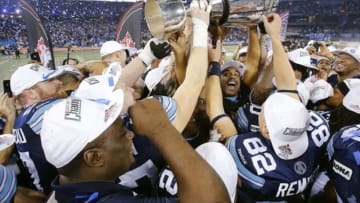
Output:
[{"xmin": 30, "ymin": 52, "xmax": 41, "ymax": 62}]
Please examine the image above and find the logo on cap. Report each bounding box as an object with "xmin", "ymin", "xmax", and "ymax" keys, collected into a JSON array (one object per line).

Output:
[
  {"xmin": 30, "ymin": 64, "xmax": 40, "ymax": 71},
  {"xmin": 42, "ymin": 71, "xmax": 55, "ymax": 80},
  {"xmin": 283, "ymin": 127, "xmax": 306, "ymax": 136},
  {"xmin": 278, "ymin": 144, "xmax": 292, "ymax": 158},
  {"xmin": 294, "ymin": 161, "xmax": 307, "ymax": 175},
  {"xmin": 104, "ymin": 103, "xmax": 120, "ymax": 122},
  {"xmin": 65, "ymin": 99, "xmax": 81, "ymax": 121},
  {"xmin": 85, "ymin": 77, "xmax": 100, "ymax": 85}
]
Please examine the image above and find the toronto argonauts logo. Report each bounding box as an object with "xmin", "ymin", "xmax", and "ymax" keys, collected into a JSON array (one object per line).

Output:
[{"xmin": 294, "ymin": 161, "xmax": 307, "ymax": 175}]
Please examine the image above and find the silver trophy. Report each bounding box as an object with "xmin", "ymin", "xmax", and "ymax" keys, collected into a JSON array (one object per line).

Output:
[
  {"xmin": 211, "ymin": 0, "xmax": 279, "ymax": 26},
  {"xmin": 145, "ymin": 0, "xmax": 187, "ymax": 39},
  {"xmin": 144, "ymin": 0, "xmax": 279, "ymax": 39}
]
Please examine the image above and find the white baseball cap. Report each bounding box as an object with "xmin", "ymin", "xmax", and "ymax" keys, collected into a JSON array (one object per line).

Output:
[
  {"xmin": 0, "ymin": 134, "xmax": 15, "ymax": 151},
  {"xmin": 100, "ymin": 41, "xmax": 127, "ymax": 58},
  {"xmin": 195, "ymin": 142, "xmax": 238, "ymax": 203},
  {"xmin": 144, "ymin": 57, "xmax": 170, "ymax": 93},
  {"xmin": 238, "ymin": 46, "xmax": 248, "ymax": 57},
  {"xmin": 287, "ymin": 48, "xmax": 314, "ymax": 69},
  {"xmin": 10, "ymin": 64, "xmax": 55, "ymax": 96},
  {"xmin": 264, "ymin": 93, "xmax": 310, "ymax": 160},
  {"xmin": 334, "ymin": 47, "xmax": 360, "ymax": 63},
  {"xmin": 343, "ymin": 87, "xmax": 360, "ymax": 114},
  {"xmin": 221, "ymin": 61, "xmax": 246, "ymax": 77},
  {"xmin": 50, "ymin": 65, "xmax": 83, "ymax": 80},
  {"xmin": 74, "ymin": 63, "xmax": 122, "ymax": 101},
  {"xmin": 310, "ymin": 79, "xmax": 334, "ymax": 104},
  {"xmin": 337, "ymin": 78, "xmax": 360, "ymax": 96},
  {"xmin": 272, "ymin": 78, "xmax": 310, "ymax": 106},
  {"xmin": 40, "ymin": 90, "xmax": 124, "ymax": 168}
]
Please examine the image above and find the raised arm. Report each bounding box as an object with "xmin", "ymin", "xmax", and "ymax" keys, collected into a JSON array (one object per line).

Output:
[
  {"xmin": 169, "ymin": 31, "xmax": 188, "ymax": 85},
  {"xmin": 205, "ymin": 41, "xmax": 238, "ymax": 140},
  {"xmin": 243, "ymin": 25, "xmax": 261, "ymax": 88},
  {"xmin": 262, "ymin": 13, "xmax": 298, "ymax": 100},
  {"xmin": 170, "ymin": 0, "xmax": 211, "ymax": 132},
  {"xmin": 129, "ymin": 98, "xmax": 230, "ymax": 203},
  {"xmin": 118, "ymin": 39, "xmax": 172, "ymax": 89}
]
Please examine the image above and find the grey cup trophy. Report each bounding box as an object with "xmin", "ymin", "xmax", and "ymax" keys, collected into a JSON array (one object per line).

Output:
[
  {"xmin": 210, "ymin": 0, "xmax": 279, "ymax": 27},
  {"xmin": 145, "ymin": 0, "xmax": 187, "ymax": 39}
]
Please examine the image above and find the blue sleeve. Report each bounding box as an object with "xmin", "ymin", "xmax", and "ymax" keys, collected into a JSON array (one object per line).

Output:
[
  {"xmin": 152, "ymin": 96, "xmax": 177, "ymax": 122},
  {"xmin": 27, "ymin": 99, "xmax": 62, "ymax": 134},
  {"xmin": 327, "ymin": 125, "xmax": 360, "ymax": 202}
]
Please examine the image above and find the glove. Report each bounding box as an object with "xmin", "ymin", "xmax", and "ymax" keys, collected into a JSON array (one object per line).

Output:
[{"xmin": 138, "ymin": 38, "xmax": 171, "ymax": 66}]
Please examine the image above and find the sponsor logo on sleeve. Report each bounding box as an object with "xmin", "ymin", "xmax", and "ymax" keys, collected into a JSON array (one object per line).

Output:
[{"xmin": 333, "ymin": 159, "xmax": 352, "ymax": 180}]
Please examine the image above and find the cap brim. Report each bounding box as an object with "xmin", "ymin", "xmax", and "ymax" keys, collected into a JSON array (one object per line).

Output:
[
  {"xmin": 264, "ymin": 93, "xmax": 309, "ymax": 160},
  {"xmin": 333, "ymin": 50, "xmax": 360, "ymax": 63},
  {"xmin": 269, "ymin": 131, "xmax": 308, "ymax": 160}
]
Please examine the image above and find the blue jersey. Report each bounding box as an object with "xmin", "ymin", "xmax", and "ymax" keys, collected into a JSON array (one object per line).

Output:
[
  {"xmin": 118, "ymin": 96, "xmax": 176, "ymax": 195},
  {"xmin": 226, "ymin": 111, "xmax": 330, "ymax": 201},
  {"xmin": 327, "ymin": 74, "xmax": 360, "ymax": 87},
  {"xmin": 13, "ymin": 98, "xmax": 62, "ymax": 194},
  {"xmin": 52, "ymin": 176, "xmax": 177, "ymax": 203},
  {"xmin": 327, "ymin": 124, "xmax": 360, "ymax": 203},
  {"xmin": 235, "ymin": 102, "xmax": 262, "ymax": 133}
]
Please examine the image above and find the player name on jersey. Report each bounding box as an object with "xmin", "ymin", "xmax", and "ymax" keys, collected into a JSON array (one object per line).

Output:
[{"xmin": 276, "ymin": 167, "xmax": 318, "ymax": 198}]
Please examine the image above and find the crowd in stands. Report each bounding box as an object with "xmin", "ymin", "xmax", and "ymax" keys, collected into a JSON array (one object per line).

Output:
[{"xmin": 0, "ymin": 0, "xmax": 360, "ymax": 50}]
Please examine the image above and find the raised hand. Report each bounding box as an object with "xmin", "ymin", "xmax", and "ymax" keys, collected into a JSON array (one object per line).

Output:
[{"xmin": 139, "ymin": 38, "xmax": 171, "ymax": 66}]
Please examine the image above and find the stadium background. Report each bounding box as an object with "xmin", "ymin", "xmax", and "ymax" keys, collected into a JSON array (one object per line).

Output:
[{"xmin": 0, "ymin": 0, "xmax": 360, "ymax": 91}]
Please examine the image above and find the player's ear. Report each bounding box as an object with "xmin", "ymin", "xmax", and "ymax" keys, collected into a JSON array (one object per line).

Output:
[{"xmin": 83, "ymin": 148, "xmax": 105, "ymax": 167}]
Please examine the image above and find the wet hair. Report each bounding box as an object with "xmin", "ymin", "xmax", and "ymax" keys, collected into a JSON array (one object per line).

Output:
[{"xmin": 329, "ymin": 104, "xmax": 360, "ymax": 134}]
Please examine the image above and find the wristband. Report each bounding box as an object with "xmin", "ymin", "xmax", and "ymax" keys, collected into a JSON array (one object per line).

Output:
[
  {"xmin": 210, "ymin": 113, "xmax": 228, "ymax": 128},
  {"xmin": 192, "ymin": 18, "xmax": 208, "ymax": 48},
  {"xmin": 208, "ymin": 62, "xmax": 221, "ymax": 77}
]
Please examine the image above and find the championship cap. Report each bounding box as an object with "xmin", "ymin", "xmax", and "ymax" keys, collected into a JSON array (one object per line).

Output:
[
  {"xmin": 40, "ymin": 91, "xmax": 124, "ymax": 168},
  {"xmin": 264, "ymin": 93, "xmax": 310, "ymax": 160},
  {"xmin": 73, "ymin": 62, "xmax": 122, "ymax": 101},
  {"xmin": 337, "ymin": 78, "xmax": 360, "ymax": 96},
  {"xmin": 0, "ymin": 134, "xmax": 15, "ymax": 151},
  {"xmin": 156, "ymin": 142, "xmax": 238, "ymax": 202},
  {"xmin": 100, "ymin": 41, "xmax": 127, "ymax": 58},
  {"xmin": 343, "ymin": 87, "xmax": 360, "ymax": 114},
  {"xmin": 195, "ymin": 142, "xmax": 238, "ymax": 203},
  {"xmin": 272, "ymin": 78, "xmax": 310, "ymax": 106},
  {"xmin": 333, "ymin": 47, "xmax": 360, "ymax": 63},
  {"xmin": 221, "ymin": 61, "xmax": 246, "ymax": 77},
  {"xmin": 50, "ymin": 65, "xmax": 83, "ymax": 80},
  {"xmin": 10, "ymin": 64, "xmax": 56, "ymax": 96},
  {"xmin": 144, "ymin": 57, "xmax": 170, "ymax": 93},
  {"xmin": 287, "ymin": 48, "xmax": 314, "ymax": 69},
  {"xmin": 238, "ymin": 46, "xmax": 248, "ymax": 57},
  {"xmin": 310, "ymin": 79, "xmax": 334, "ymax": 104}
]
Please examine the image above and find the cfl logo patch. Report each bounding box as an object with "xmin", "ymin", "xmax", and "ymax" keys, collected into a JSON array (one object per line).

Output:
[{"xmin": 333, "ymin": 160, "xmax": 352, "ymax": 180}]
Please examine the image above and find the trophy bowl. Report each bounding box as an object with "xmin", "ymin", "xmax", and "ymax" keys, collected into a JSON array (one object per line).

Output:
[
  {"xmin": 145, "ymin": 0, "xmax": 187, "ymax": 39},
  {"xmin": 210, "ymin": 0, "xmax": 279, "ymax": 26}
]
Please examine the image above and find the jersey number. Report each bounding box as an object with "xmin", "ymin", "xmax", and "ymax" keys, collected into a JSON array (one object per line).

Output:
[{"xmin": 244, "ymin": 137, "xmax": 277, "ymax": 175}]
